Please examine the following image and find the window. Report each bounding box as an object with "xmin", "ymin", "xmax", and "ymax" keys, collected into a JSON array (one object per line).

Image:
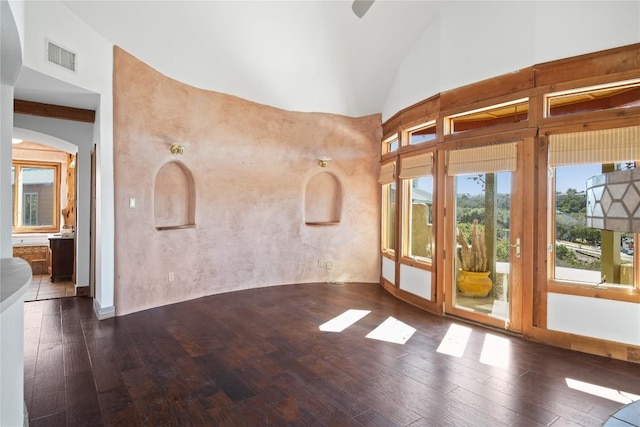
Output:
[
  {"xmin": 12, "ymin": 162, "xmax": 60, "ymax": 232},
  {"xmin": 446, "ymin": 98, "xmax": 529, "ymax": 135},
  {"xmin": 23, "ymin": 193, "xmax": 39, "ymax": 226},
  {"xmin": 549, "ymin": 126, "xmax": 639, "ymax": 289},
  {"xmin": 408, "ymin": 121, "xmax": 436, "ymax": 145},
  {"xmin": 382, "ymin": 134, "xmax": 399, "ymax": 155},
  {"xmin": 545, "ymin": 79, "xmax": 640, "ymax": 118},
  {"xmin": 400, "ymin": 152, "xmax": 434, "ymax": 263},
  {"xmin": 380, "ymin": 161, "xmax": 396, "ymax": 255}
]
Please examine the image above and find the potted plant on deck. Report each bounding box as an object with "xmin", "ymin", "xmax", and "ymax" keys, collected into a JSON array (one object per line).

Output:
[{"xmin": 456, "ymin": 219, "xmax": 493, "ymax": 297}]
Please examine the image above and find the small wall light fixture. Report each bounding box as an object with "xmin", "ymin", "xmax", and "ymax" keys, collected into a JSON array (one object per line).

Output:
[
  {"xmin": 170, "ymin": 143, "xmax": 185, "ymax": 156},
  {"xmin": 319, "ymin": 156, "xmax": 331, "ymax": 167}
]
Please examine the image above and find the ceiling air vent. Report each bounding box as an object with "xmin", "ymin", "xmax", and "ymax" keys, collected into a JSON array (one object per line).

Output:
[{"xmin": 45, "ymin": 39, "xmax": 77, "ymax": 72}]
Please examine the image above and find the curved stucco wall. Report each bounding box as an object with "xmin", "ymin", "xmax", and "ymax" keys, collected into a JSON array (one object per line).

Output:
[
  {"xmin": 113, "ymin": 48, "xmax": 381, "ymax": 315},
  {"xmin": 383, "ymin": 1, "xmax": 640, "ymax": 120}
]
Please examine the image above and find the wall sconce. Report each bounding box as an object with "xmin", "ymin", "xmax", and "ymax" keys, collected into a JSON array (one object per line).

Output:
[
  {"xmin": 586, "ymin": 168, "xmax": 640, "ymax": 233},
  {"xmin": 318, "ymin": 156, "xmax": 331, "ymax": 168},
  {"xmin": 170, "ymin": 144, "xmax": 185, "ymax": 156}
]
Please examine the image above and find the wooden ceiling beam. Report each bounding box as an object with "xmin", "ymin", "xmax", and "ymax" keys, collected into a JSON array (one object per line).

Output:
[{"xmin": 14, "ymin": 99, "xmax": 96, "ymax": 123}]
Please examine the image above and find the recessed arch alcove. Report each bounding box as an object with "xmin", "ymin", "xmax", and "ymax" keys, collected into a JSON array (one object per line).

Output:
[
  {"xmin": 304, "ymin": 172, "xmax": 342, "ymax": 225},
  {"xmin": 154, "ymin": 160, "xmax": 196, "ymax": 230}
]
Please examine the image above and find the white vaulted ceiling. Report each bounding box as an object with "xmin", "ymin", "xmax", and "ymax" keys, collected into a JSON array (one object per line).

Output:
[{"xmin": 56, "ymin": 0, "xmax": 447, "ymax": 117}]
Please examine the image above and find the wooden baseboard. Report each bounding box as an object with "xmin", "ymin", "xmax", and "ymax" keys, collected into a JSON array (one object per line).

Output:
[{"xmin": 525, "ymin": 326, "xmax": 640, "ymax": 363}]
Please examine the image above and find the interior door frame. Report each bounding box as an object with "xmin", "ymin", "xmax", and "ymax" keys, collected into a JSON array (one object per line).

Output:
[
  {"xmin": 443, "ymin": 139, "xmax": 525, "ymax": 333},
  {"xmin": 89, "ymin": 145, "xmax": 96, "ymax": 298}
]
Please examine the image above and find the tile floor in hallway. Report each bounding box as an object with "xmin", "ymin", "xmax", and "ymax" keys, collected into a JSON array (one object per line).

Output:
[{"xmin": 23, "ymin": 274, "xmax": 75, "ymax": 301}]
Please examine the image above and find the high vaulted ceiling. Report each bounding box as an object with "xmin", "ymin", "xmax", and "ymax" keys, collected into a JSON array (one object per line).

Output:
[{"xmin": 41, "ymin": 1, "xmax": 447, "ymax": 117}]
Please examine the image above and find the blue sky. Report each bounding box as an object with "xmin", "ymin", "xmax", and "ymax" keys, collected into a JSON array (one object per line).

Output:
[
  {"xmin": 555, "ymin": 164, "xmax": 602, "ymax": 194},
  {"xmin": 453, "ymin": 165, "xmax": 605, "ymax": 196},
  {"xmin": 456, "ymin": 172, "xmax": 511, "ymax": 196}
]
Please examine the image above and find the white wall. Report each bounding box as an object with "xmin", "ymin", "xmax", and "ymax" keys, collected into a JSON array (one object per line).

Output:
[
  {"xmin": 93, "ymin": 99, "xmax": 115, "ymax": 316},
  {"xmin": 0, "ymin": 1, "xmax": 24, "ymax": 424},
  {"xmin": 1, "ymin": 0, "xmax": 22, "ymax": 259},
  {"xmin": 1, "ymin": 292, "xmax": 27, "ymax": 426},
  {"xmin": 20, "ymin": 1, "xmax": 115, "ymax": 314},
  {"xmin": 548, "ymin": 293, "xmax": 640, "ymax": 346},
  {"xmin": 399, "ymin": 264, "xmax": 432, "ymax": 301},
  {"xmin": 383, "ymin": 1, "xmax": 640, "ymax": 120},
  {"xmin": 382, "ymin": 256, "xmax": 395, "ymax": 284}
]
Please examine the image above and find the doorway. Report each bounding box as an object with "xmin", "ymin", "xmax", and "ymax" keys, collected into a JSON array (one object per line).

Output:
[{"xmin": 444, "ymin": 141, "xmax": 524, "ymax": 332}]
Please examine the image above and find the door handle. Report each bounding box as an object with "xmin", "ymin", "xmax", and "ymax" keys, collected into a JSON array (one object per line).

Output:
[{"xmin": 511, "ymin": 237, "xmax": 521, "ymax": 259}]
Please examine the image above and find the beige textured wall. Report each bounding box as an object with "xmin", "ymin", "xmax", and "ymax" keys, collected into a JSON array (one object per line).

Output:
[{"xmin": 113, "ymin": 48, "xmax": 382, "ymax": 315}]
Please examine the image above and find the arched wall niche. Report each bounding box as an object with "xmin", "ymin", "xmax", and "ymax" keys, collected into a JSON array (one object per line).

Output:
[
  {"xmin": 304, "ymin": 171, "xmax": 342, "ymax": 225},
  {"xmin": 154, "ymin": 160, "xmax": 196, "ymax": 230}
]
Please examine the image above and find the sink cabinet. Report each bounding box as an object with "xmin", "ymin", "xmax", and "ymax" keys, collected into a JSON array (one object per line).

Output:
[{"xmin": 49, "ymin": 237, "xmax": 74, "ymax": 282}]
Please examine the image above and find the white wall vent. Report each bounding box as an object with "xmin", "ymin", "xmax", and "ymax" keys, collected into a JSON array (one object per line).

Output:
[{"xmin": 45, "ymin": 39, "xmax": 77, "ymax": 72}]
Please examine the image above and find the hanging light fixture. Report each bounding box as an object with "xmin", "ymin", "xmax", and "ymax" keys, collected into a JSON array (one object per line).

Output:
[{"xmin": 586, "ymin": 168, "xmax": 640, "ymax": 233}]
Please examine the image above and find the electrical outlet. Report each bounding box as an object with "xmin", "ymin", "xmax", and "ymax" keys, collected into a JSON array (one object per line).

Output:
[
  {"xmin": 326, "ymin": 262, "xmax": 332, "ymax": 270},
  {"xmin": 168, "ymin": 272, "xmax": 174, "ymax": 281},
  {"xmin": 318, "ymin": 259, "xmax": 325, "ymax": 268}
]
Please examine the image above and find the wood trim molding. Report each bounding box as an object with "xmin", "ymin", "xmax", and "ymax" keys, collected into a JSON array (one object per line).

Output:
[
  {"xmin": 440, "ymin": 67, "xmax": 535, "ymax": 112},
  {"xmin": 14, "ymin": 99, "xmax": 96, "ymax": 123},
  {"xmin": 380, "ymin": 279, "xmax": 441, "ymax": 316},
  {"xmin": 383, "ymin": 43, "xmax": 640, "ymax": 133},
  {"xmin": 383, "ymin": 95, "xmax": 440, "ymax": 139},
  {"xmin": 534, "ymin": 43, "xmax": 640, "ymax": 87},
  {"xmin": 525, "ymin": 325, "xmax": 640, "ymax": 363},
  {"xmin": 547, "ymin": 282, "xmax": 640, "ymax": 304}
]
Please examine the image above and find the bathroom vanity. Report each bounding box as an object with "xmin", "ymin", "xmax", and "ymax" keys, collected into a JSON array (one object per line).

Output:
[{"xmin": 49, "ymin": 236, "xmax": 74, "ymax": 282}]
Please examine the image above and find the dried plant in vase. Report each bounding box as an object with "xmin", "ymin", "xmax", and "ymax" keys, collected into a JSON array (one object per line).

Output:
[
  {"xmin": 456, "ymin": 219, "xmax": 492, "ymax": 297},
  {"xmin": 456, "ymin": 219, "xmax": 487, "ymax": 272}
]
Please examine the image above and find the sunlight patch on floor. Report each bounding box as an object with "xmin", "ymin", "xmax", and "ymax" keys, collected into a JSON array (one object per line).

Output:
[
  {"xmin": 366, "ymin": 316, "xmax": 416, "ymax": 344},
  {"xmin": 319, "ymin": 309, "xmax": 371, "ymax": 332},
  {"xmin": 436, "ymin": 323, "xmax": 472, "ymax": 357},
  {"xmin": 480, "ymin": 333, "xmax": 511, "ymax": 368},
  {"xmin": 566, "ymin": 378, "xmax": 640, "ymax": 404}
]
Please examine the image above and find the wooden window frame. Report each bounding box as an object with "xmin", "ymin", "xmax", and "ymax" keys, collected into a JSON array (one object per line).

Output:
[
  {"xmin": 399, "ymin": 150, "xmax": 435, "ymax": 270},
  {"xmin": 445, "ymin": 98, "xmax": 530, "ymax": 136},
  {"xmin": 546, "ymin": 161, "xmax": 640, "ymax": 302},
  {"xmin": 381, "ymin": 181, "xmax": 397, "ymax": 259},
  {"xmin": 382, "ymin": 134, "xmax": 399, "ymax": 156},
  {"xmin": 379, "ymin": 44, "xmax": 640, "ymax": 360},
  {"xmin": 12, "ymin": 160, "xmax": 61, "ymax": 233},
  {"xmin": 544, "ymin": 78, "xmax": 640, "ymax": 119},
  {"xmin": 380, "ymin": 159, "xmax": 398, "ymax": 259},
  {"xmin": 405, "ymin": 120, "xmax": 437, "ymax": 147}
]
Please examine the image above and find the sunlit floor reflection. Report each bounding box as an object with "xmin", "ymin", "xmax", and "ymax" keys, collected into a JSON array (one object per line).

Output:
[
  {"xmin": 566, "ymin": 378, "xmax": 640, "ymax": 404},
  {"xmin": 319, "ymin": 309, "xmax": 371, "ymax": 332},
  {"xmin": 366, "ymin": 316, "xmax": 416, "ymax": 344},
  {"xmin": 436, "ymin": 323, "xmax": 471, "ymax": 357},
  {"xmin": 480, "ymin": 333, "xmax": 511, "ymax": 368}
]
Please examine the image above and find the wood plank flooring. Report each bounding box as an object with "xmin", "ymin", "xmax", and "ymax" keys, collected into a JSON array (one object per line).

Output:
[{"xmin": 24, "ymin": 282, "xmax": 640, "ymax": 426}]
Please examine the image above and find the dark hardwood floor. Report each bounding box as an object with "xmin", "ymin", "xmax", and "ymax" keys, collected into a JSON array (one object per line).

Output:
[{"xmin": 24, "ymin": 282, "xmax": 640, "ymax": 426}]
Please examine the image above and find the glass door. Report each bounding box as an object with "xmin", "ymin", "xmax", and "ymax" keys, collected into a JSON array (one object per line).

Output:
[{"xmin": 444, "ymin": 142, "xmax": 523, "ymax": 332}]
